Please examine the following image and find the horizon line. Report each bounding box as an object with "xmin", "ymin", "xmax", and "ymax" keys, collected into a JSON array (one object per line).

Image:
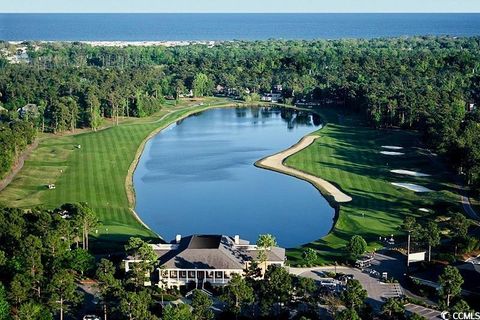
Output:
[{"xmin": 1, "ymin": 11, "xmax": 480, "ymax": 14}]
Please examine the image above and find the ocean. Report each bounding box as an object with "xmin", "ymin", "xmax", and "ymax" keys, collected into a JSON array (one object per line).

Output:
[{"xmin": 0, "ymin": 13, "xmax": 479, "ymax": 41}]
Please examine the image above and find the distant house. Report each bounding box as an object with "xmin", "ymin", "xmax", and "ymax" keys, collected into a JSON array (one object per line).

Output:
[
  {"xmin": 124, "ymin": 234, "xmax": 286, "ymax": 289},
  {"xmin": 17, "ymin": 104, "xmax": 39, "ymax": 119},
  {"xmin": 215, "ymin": 85, "xmax": 225, "ymax": 95},
  {"xmin": 214, "ymin": 86, "xmax": 251, "ymax": 99},
  {"xmin": 179, "ymin": 90, "xmax": 194, "ymax": 98},
  {"xmin": 261, "ymin": 85, "xmax": 284, "ymax": 103},
  {"xmin": 226, "ymin": 88, "xmax": 241, "ymax": 98},
  {"xmin": 261, "ymin": 93, "xmax": 283, "ymax": 103},
  {"xmin": 467, "ymin": 103, "xmax": 477, "ymax": 113},
  {"xmin": 3, "ymin": 46, "xmax": 30, "ymax": 64},
  {"xmin": 273, "ymin": 84, "xmax": 283, "ymax": 92}
]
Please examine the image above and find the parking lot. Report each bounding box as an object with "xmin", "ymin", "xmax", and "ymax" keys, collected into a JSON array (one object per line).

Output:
[
  {"xmin": 289, "ymin": 251, "xmax": 407, "ymax": 310},
  {"xmin": 404, "ymin": 303, "xmax": 443, "ymax": 319}
]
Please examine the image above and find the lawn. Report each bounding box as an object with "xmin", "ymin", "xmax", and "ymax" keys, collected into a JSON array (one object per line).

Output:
[
  {"xmin": 286, "ymin": 108, "xmax": 462, "ymax": 265},
  {"xmin": 0, "ymin": 97, "xmax": 239, "ymax": 251},
  {"xmin": 0, "ymin": 100, "xmax": 463, "ymax": 256}
]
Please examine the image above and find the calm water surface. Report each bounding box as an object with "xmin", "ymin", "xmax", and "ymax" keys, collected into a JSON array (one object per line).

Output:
[
  {"xmin": 1, "ymin": 14, "xmax": 479, "ymax": 41},
  {"xmin": 133, "ymin": 107, "xmax": 334, "ymax": 247}
]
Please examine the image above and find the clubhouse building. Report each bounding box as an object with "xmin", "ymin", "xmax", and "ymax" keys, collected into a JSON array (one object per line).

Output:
[{"xmin": 124, "ymin": 234, "xmax": 286, "ymax": 289}]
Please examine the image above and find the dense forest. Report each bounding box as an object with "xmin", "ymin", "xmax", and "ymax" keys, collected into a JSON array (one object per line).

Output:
[
  {"xmin": 0, "ymin": 204, "xmax": 98, "ymax": 319},
  {"xmin": 0, "ymin": 204, "xmax": 375, "ymax": 320},
  {"xmin": 0, "ymin": 115, "xmax": 36, "ymax": 179},
  {"xmin": 0, "ymin": 37, "xmax": 479, "ymax": 186},
  {"xmin": 0, "ymin": 204, "xmax": 474, "ymax": 319}
]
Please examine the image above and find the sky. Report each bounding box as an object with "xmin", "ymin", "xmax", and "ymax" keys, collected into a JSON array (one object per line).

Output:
[{"xmin": 1, "ymin": 0, "xmax": 480, "ymax": 13}]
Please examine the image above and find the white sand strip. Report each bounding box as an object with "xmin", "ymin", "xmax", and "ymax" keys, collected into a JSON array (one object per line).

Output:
[
  {"xmin": 382, "ymin": 146, "xmax": 404, "ymax": 150},
  {"xmin": 256, "ymin": 135, "xmax": 352, "ymax": 203},
  {"xmin": 381, "ymin": 151, "xmax": 405, "ymax": 156},
  {"xmin": 391, "ymin": 170, "xmax": 430, "ymax": 177},
  {"xmin": 419, "ymin": 208, "xmax": 430, "ymax": 213},
  {"xmin": 391, "ymin": 183, "xmax": 433, "ymax": 193}
]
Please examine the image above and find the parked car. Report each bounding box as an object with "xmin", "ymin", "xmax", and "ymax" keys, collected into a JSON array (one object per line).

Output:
[{"xmin": 336, "ymin": 273, "xmax": 354, "ymax": 282}]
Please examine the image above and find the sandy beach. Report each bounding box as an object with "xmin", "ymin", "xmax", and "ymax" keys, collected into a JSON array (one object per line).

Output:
[
  {"xmin": 256, "ymin": 135, "xmax": 352, "ymax": 203},
  {"xmin": 7, "ymin": 40, "xmax": 217, "ymax": 47},
  {"xmin": 81, "ymin": 40, "xmax": 217, "ymax": 47}
]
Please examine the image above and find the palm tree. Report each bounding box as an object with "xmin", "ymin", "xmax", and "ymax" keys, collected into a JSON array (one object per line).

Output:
[{"xmin": 256, "ymin": 234, "xmax": 277, "ymax": 273}]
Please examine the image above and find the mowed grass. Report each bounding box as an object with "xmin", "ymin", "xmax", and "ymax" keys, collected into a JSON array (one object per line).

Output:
[
  {"xmin": 286, "ymin": 108, "xmax": 462, "ymax": 265},
  {"xmin": 0, "ymin": 101, "xmax": 463, "ymax": 256},
  {"xmin": 0, "ymin": 98, "xmax": 236, "ymax": 250}
]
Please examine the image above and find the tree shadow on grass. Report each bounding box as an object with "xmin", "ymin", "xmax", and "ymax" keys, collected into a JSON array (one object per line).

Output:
[{"xmin": 91, "ymin": 233, "xmax": 164, "ymax": 254}]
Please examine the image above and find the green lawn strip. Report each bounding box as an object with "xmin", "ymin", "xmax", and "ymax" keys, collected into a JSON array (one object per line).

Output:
[
  {"xmin": 1, "ymin": 101, "xmax": 461, "ymax": 257},
  {"xmin": 285, "ymin": 108, "xmax": 461, "ymax": 265},
  {"xmin": 0, "ymin": 98, "xmax": 240, "ymax": 250}
]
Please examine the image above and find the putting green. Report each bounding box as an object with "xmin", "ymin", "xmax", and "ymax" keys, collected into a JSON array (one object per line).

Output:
[
  {"xmin": 0, "ymin": 102, "xmax": 462, "ymax": 256},
  {"xmin": 285, "ymin": 108, "xmax": 461, "ymax": 265}
]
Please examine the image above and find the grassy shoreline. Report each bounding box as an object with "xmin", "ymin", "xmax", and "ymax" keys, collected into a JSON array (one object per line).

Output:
[
  {"xmin": 0, "ymin": 101, "xmax": 462, "ymax": 258},
  {"xmin": 124, "ymin": 100, "xmax": 249, "ymax": 238},
  {"xmin": 125, "ymin": 101, "xmax": 244, "ymax": 209},
  {"xmin": 285, "ymin": 108, "xmax": 462, "ymax": 265},
  {"xmin": 0, "ymin": 98, "xmax": 244, "ymax": 249}
]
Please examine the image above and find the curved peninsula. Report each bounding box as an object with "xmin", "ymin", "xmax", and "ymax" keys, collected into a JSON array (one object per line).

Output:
[
  {"xmin": 132, "ymin": 107, "xmax": 335, "ymax": 247},
  {"xmin": 255, "ymin": 135, "xmax": 352, "ymax": 203}
]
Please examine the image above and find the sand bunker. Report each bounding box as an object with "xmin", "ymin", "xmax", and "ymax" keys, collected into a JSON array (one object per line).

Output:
[
  {"xmin": 382, "ymin": 146, "xmax": 404, "ymax": 150},
  {"xmin": 381, "ymin": 151, "xmax": 405, "ymax": 156},
  {"xmin": 256, "ymin": 135, "xmax": 352, "ymax": 203},
  {"xmin": 391, "ymin": 170, "xmax": 430, "ymax": 177},
  {"xmin": 391, "ymin": 183, "xmax": 433, "ymax": 193}
]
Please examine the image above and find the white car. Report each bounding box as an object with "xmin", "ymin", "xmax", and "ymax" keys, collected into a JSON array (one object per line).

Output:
[{"xmin": 83, "ymin": 315, "xmax": 101, "ymax": 320}]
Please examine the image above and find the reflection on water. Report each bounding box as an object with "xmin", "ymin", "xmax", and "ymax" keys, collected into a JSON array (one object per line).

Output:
[{"xmin": 133, "ymin": 107, "xmax": 334, "ymax": 247}]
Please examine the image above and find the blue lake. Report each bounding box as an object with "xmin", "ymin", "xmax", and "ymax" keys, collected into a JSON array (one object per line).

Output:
[{"xmin": 133, "ymin": 107, "xmax": 334, "ymax": 247}]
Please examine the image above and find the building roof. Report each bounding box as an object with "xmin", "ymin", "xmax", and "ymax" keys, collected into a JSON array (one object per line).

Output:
[
  {"xmin": 187, "ymin": 235, "xmax": 222, "ymax": 249},
  {"xmin": 154, "ymin": 235, "xmax": 285, "ymax": 270},
  {"xmin": 17, "ymin": 103, "xmax": 39, "ymax": 114}
]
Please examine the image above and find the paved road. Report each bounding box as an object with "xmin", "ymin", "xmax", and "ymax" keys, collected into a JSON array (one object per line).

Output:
[
  {"xmin": 291, "ymin": 266, "xmax": 402, "ymax": 311},
  {"xmin": 461, "ymin": 194, "xmax": 480, "ymax": 221},
  {"xmin": 290, "ymin": 250, "xmax": 445, "ymax": 313},
  {"xmin": 421, "ymin": 146, "xmax": 479, "ymax": 222},
  {"xmin": 77, "ymin": 281, "xmax": 100, "ymax": 319},
  {"xmin": 290, "ymin": 252, "xmax": 406, "ymax": 311}
]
